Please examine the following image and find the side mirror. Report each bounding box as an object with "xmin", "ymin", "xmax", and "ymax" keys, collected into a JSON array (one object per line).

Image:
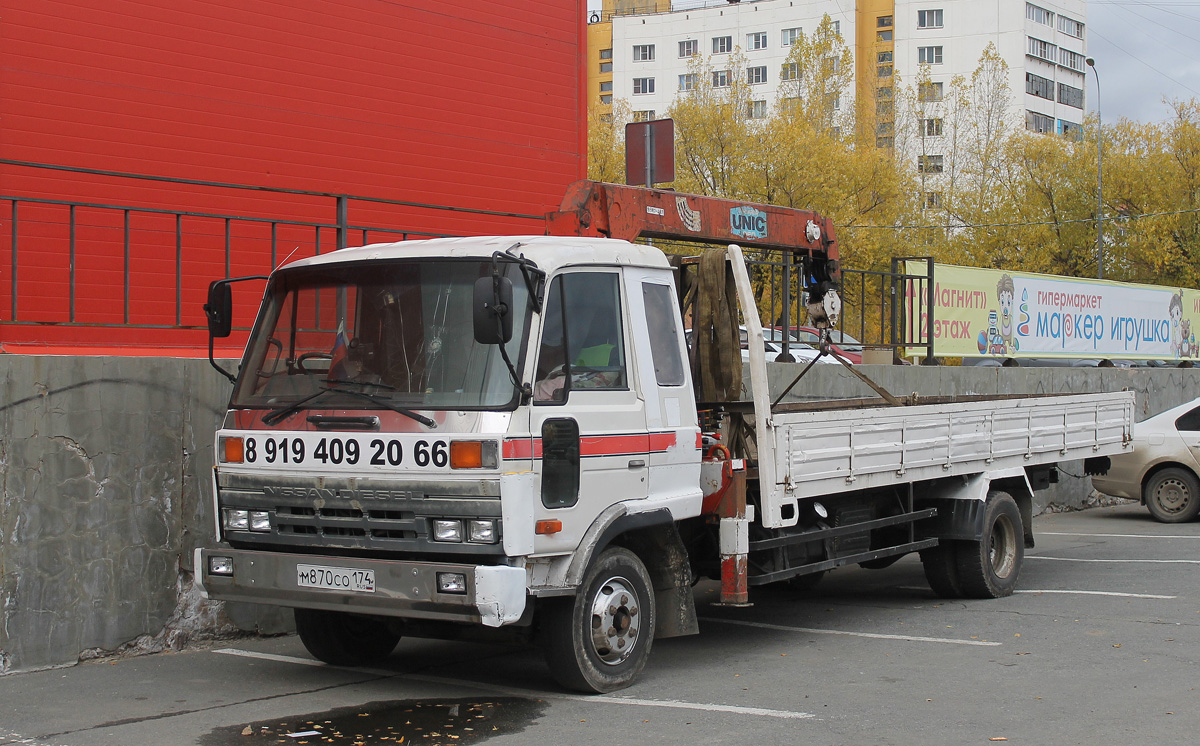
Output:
[
  {"xmin": 473, "ymin": 276, "xmax": 514, "ymax": 345},
  {"xmin": 204, "ymin": 281, "xmax": 233, "ymax": 339}
]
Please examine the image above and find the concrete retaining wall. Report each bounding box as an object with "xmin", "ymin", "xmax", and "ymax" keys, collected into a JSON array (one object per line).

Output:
[{"xmin": 1, "ymin": 355, "xmax": 1196, "ymax": 673}]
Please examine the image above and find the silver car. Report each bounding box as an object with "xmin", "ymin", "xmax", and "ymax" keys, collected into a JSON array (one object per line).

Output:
[{"xmin": 1092, "ymin": 398, "xmax": 1200, "ymax": 523}]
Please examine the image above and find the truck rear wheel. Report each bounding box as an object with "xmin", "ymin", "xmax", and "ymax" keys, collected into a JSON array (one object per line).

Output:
[
  {"xmin": 920, "ymin": 544, "xmax": 963, "ymax": 599},
  {"xmin": 1144, "ymin": 468, "xmax": 1200, "ymax": 523},
  {"xmin": 955, "ymin": 491, "xmax": 1023, "ymax": 598},
  {"xmin": 541, "ymin": 547, "xmax": 655, "ymax": 693},
  {"xmin": 294, "ymin": 608, "xmax": 401, "ymax": 667}
]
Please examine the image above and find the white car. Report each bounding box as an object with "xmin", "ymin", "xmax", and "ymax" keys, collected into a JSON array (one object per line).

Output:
[
  {"xmin": 752, "ymin": 328, "xmax": 837, "ymax": 365},
  {"xmin": 1092, "ymin": 398, "xmax": 1200, "ymax": 522}
]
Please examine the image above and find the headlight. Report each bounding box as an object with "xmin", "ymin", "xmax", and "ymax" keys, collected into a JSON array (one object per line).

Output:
[
  {"xmin": 223, "ymin": 509, "xmax": 249, "ymax": 531},
  {"xmin": 249, "ymin": 511, "xmax": 271, "ymax": 532},
  {"xmin": 436, "ymin": 572, "xmax": 467, "ymax": 594},
  {"xmin": 467, "ymin": 519, "xmax": 497, "ymax": 544},
  {"xmin": 432, "ymin": 519, "xmax": 463, "ymax": 542},
  {"xmin": 208, "ymin": 556, "xmax": 234, "ymax": 576}
]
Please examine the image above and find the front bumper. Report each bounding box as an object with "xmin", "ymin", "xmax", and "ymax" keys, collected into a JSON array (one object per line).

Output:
[{"xmin": 195, "ymin": 548, "xmax": 527, "ymax": 627}]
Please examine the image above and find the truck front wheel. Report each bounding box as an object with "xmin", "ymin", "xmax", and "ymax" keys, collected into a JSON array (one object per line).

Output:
[
  {"xmin": 294, "ymin": 608, "xmax": 401, "ymax": 667},
  {"xmin": 955, "ymin": 491, "xmax": 1023, "ymax": 598},
  {"xmin": 541, "ymin": 547, "xmax": 655, "ymax": 693}
]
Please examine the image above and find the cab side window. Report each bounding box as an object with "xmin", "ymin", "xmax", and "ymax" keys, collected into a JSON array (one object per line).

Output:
[{"xmin": 534, "ymin": 272, "xmax": 627, "ymax": 402}]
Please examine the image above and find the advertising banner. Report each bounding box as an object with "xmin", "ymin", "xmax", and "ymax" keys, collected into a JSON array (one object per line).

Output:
[{"xmin": 905, "ymin": 262, "xmax": 1200, "ymax": 361}]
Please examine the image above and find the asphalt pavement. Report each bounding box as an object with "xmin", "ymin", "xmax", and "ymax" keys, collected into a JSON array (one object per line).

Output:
[{"xmin": 1, "ymin": 502, "xmax": 1196, "ymax": 746}]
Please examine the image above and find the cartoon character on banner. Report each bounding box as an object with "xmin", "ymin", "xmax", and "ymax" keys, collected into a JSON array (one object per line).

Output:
[
  {"xmin": 1170, "ymin": 291, "xmax": 1184, "ymax": 358},
  {"xmin": 996, "ymin": 274, "xmax": 1017, "ymax": 354},
  {"xmin": 1182, "ymin": 319, "xmax": 1193, "ymax": 358}
]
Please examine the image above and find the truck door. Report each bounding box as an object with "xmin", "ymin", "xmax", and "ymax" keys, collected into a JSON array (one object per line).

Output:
[
  {"xmin": 529, "ymin": 269, "xmax": 649, "ymax": 552},
  {"xmin": 625, "ymin": 269, "xmax": 702, "ymax": 514}
]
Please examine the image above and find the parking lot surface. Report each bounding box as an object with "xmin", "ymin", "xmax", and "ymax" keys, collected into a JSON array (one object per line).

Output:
[{"xmin": 1, "ymin": 503, "xmax": 1196, "ymax": 746}]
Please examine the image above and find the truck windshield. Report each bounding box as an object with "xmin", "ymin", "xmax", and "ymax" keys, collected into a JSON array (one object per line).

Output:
[{"xmin": 231, "ymin": 259, "xmax": 531, "ymax": 411}]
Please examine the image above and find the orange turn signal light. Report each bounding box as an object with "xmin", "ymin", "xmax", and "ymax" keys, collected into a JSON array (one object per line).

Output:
[
  {"xmin": 220, "ymin": 436, "xmax": 244, "ymax": 464},
  {"xmin": 450, "ymin": 440, "xmax": 483, "ymax": 469},
  {"xmin": 535, "ymin": 519, "xmax": 563, "ymax": 535}
]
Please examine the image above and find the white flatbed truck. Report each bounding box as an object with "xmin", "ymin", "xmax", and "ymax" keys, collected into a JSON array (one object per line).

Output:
[{"xmin": 196, "ymin": 182, "xmax": 1134, "ymax": 692}]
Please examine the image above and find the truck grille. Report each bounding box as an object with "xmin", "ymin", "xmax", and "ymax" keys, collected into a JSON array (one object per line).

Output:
[{"xmin": 217, "ymin": 474, "xmax": 503, "ymax": 555}]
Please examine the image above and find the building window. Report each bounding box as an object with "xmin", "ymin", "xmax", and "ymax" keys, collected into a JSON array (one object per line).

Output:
[
  {"xmin": 1058, "ymin": 119, "xmax": 1082, "ymax": 139},
  {"xmin": 600, "ymin": 94, "xmax": 613, "ymax": 105},
  {"xmin": 917, "ymin": 9, "xmax": 943, "ymax": 29},
  {"xmin": 1058, "ymin": 15, "xmax": 1085, "ymax": 39},
  {"xmin": 633, "ymin": 110, "xmax": 655, "ymax": 122},
  {"xmin": 781, "ymin": 62, "xmax": 800, "ymax": 81},
  {"xmin": 1026, "ymin": 3, "xmax": 1054, "ymax": 26},
  {"xmin": 878, "ymin": 64, "xmax": 893, "ymax": 77},
  {"xmin": 878, "ymin": 51, "xmax": 893, "ymax": 63},
  {"xmin": 1026, "ymin": 72, "xmax": 1053, "ymax": 100},
  {"xmin": 747, "ymin": 66, "xmax": 767, "ymax": 84},
  {"xmin": 878, "ymin": 30, "xmax": 893, "ymax": 42},
  {"xmin": 877, "ymin": 121, "xmax": 894, "ymax": 136},
  {"xmin": 877, "ymin": 136, "xmax": 895, "ymax": 149},
  {"xmin": 833, "ymin": 94, "xmax": 841, "ymax": 110},
  {"xmin": 679, "ymin": 73, "xmax": 697, "ymax": 91},
  {"xmin": 748, "ymin": 32, "xmax": 767, "ymax": 50},
  {"xmin": 918, "ymin": 81, "xmax": 944, "ymax": 102},
  {"xmin": 599, "ymin": 81, "xmax": 613, "ymax": 93},
  {"xmin": 832, "ymin": 20, "xmax": 841, "ymax": 35},
  {"xmin": 923, "ymin": 191, "xmax": 943, "ymax": 209},
  {"xmin": 679, "ymin": 39, "xmax": 697, "ymax": 57},
  {"xmin": 712, "ymin": 69, "xmax": 731, "ymax": 87},
  {"xmin": 600, "ymin": 48, "xmax": 612, "ymax": 60},
  {"xmin": 877, "ymin": 100, "xmax": 894, "ymax": 116},
  {"xmin": 747, "ymin": 100, "xmax": 768, "ymax": 119},
  {"xmin": 713, "ymin": 36, "xmax": 732, "ymax": 54},
  {"xmin": 1026, "ymin": 110, "xmax": 1054, "ymax": 133},
  {"xmin": 918, "ymin": 46, "xmax": 943, "ymax": 64},
  {"xmin": 878, "ymin": 15, "xmax": 893, "ymax": 28},
  {"xmin": 633, "ymin": 44, "xmax": 655, "ymax": 62},
  {"xmin": 1028, "ymin": 37, "xmax": 1056, "ymax": 62},
  {"xmin": 877, "ymin": 86, "xmax": 894, "ymax": 100},
  {"xmin": 599, "ymin": 62, "xmax": 612, "ymax": 73},
  {"xmin": 918, "ymin": 155, "xmax": 944, "ymax": 173},
  {"xmin": 782, "ymin": 27, "xmax": 802, "ymax": 47},
  {"xmin": 1059, "ymin": 49, "xmax": 1085, "ymax": 72},
  {"xmin": 1058, "ymin": 82, "xmax": 1084, "ymax": 109},
  {"xmin": 922, "ymin": 118, "xmax": 944, "ymax": 136},
  {"xmin": 633, "ymin": 77, "xmax": 655, "ymax": 95}
]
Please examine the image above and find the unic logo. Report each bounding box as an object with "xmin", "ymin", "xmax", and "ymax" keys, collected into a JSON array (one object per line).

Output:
[{"xmin": 730, "ymin": 206, "xmax": 768, "ymax": 240}]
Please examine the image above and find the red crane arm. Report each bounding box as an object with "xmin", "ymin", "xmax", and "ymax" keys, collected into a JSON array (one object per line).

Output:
[{"xmin": 545, "ymin": 179, "xmax": 838, "ymax": 261}]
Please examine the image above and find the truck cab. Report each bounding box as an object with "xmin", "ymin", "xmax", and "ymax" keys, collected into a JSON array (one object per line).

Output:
[{"xmin": 198, "ymin": 235, "xmax": 702, "ymax": 690}]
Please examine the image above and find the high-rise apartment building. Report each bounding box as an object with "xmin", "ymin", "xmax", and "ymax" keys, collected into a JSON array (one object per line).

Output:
[{"xmin": 593, "ymin": 0, "xmax": 1087, "ymax": 138}]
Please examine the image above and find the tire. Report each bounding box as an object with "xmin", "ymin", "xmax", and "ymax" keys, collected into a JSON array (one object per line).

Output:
[
  {"xmin": 541, "ymin": 547, "xmax": 655, "ymax": 693},
  {"xmin": 920, "ymin": 544, "xmax": 963, "ymax": 598},
  {"xmin": 955, "ymin": 491, "xmax": 1023, "ymax": 599},
  {"xmin": 294, "ymin": 608, "xmax": 401, "ymax": 667},
  {"xmin": 1144, "ymin": 468, "xmax": 1200, "ymax": 523}
]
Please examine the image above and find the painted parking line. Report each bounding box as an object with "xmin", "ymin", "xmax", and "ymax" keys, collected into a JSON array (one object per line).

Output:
[
  {"xmin": 1027, "ymin": 556, "xmax": 1200, "ymax": 565},
  {"xmin": 1040, "ymin": 531, "xmax": 1200, "ymax": 539},
  {"xmin": 700, "ymin": 617, "xmax": 1002, "ymax": 646},
  {"xmin": 213, "ymin": 649, "xmax": 816, "ymax": 721},
  {"xmin": 1016, "ymin": 589, "xmax": 1176, "ymax": 599}
]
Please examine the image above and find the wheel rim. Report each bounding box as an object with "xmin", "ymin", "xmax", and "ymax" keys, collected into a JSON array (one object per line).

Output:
[
  {"xmin": 988, "ymin": 514, "xmax": 1018, "ymax": 578},
  {"xmin": 588, "ymin": 575, "xmax": 641, "ymax": 666},
  {"xmin": 1153, "ymin": 477, "xmax": 1192, "ymax": 515}
]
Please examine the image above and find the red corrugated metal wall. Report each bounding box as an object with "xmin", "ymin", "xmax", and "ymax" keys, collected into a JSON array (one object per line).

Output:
[{"xmin": 0, "ymin": 0, "xmax": 586, "ymax": 354}]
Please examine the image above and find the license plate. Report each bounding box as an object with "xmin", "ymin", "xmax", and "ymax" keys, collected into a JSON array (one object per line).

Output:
[{"xmin": 297, "ymin": 564, "xmax": 375, "ymax": 593}]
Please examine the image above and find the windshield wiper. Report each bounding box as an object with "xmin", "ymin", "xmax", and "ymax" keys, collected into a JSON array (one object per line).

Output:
[{"xmin": 261, "ymin": 382, "xmax": 436, "ymax": 428}]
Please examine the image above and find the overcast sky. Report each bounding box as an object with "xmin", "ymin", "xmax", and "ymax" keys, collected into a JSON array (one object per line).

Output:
[
  {"xmin": 587, "ymin": 1, "xmax": 1200, "ymax": 123},
  {"xmin": 1087, "ymin": 1, "xmax": 1200, "ymax": 123}
]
